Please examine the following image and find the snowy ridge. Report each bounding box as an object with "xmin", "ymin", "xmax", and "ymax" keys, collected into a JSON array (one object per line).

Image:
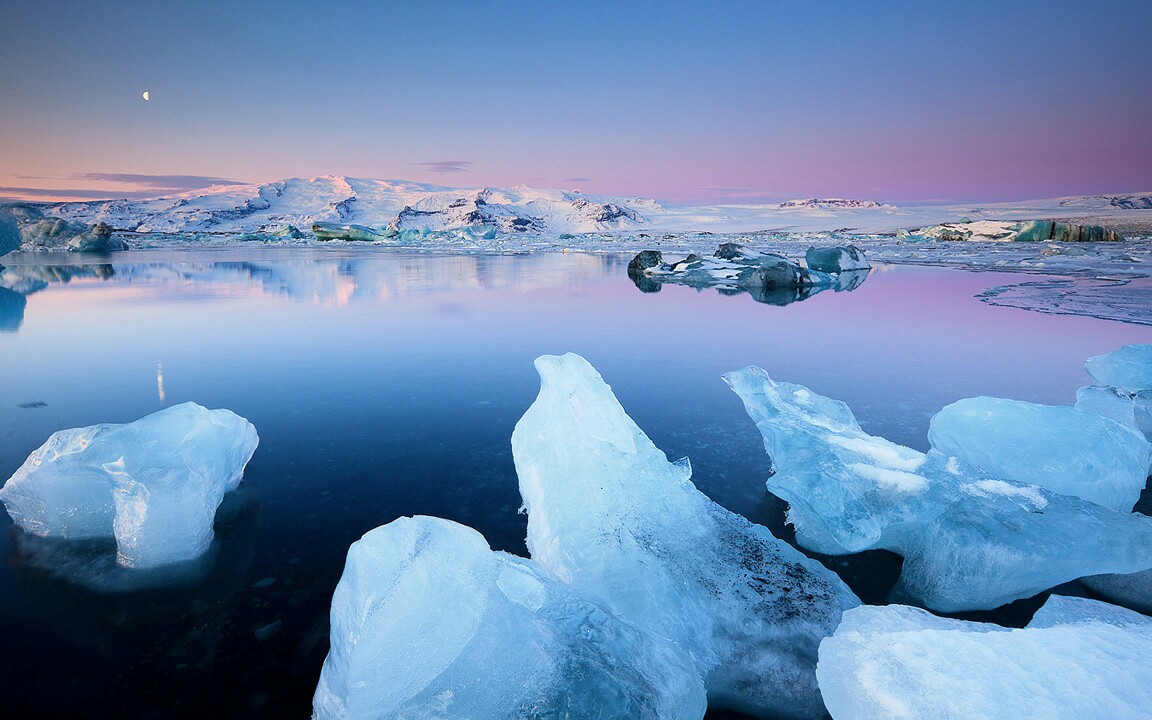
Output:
[
  {"xmin": 42, "ymin": 176, "xmax": 661, "ymax": 235},
  {"xmin": 36, "ymin": 176, "xmax": 1152, "ymax": 236}
]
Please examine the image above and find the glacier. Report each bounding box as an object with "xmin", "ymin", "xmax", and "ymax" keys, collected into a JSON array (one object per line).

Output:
[
  {"xmin": 512, "ymin": 353, "xmax": 860, "ymax": 718},
  {"xmin": 313, "ymin": 515, "xmax": 707, "ymax": 720},
  {"xmin": 816, "ymin": 595, "xmax": 1152, "ymax": 720},
  {"xmin": 928, "ymin": 397, "xmax": 1151, "ymax": 512},
  {"xmin": 724, "ymin": 366, "xmax": 1152, "ymax": 611},
  {"xmin": 0, "ymin": 402, "xmax": 258, "ymax": 569}
]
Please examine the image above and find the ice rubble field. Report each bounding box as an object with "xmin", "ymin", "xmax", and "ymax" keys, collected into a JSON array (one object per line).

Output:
[{"xmin": 4, "ymin": 347, "xmax": 1152, "ymax": 718}]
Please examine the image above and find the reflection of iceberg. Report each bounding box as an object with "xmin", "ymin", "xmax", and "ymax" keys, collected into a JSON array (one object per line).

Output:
[
  {"xmin": 627, "ymin": 244, "xmax": 870, "ymax": 306},
  {"xmin": 0, "ymin": 286, "xmax": 26, "ymax": 332},
  {"xmin": 7, "ymin": 488, "xmax": 260, "ymax": 593},
  {"xmin": 725, "ymin": 366, "xmax": 1152, "ymax": 612}
]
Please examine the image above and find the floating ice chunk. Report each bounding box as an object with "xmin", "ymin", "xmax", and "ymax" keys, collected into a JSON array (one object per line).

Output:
[
  {"xmin": 0, "ymin": 402, "xmax": 258, "ymax": 568},
  {"xmin": 725, "ymin": 367, "xmax": 1152, "ymax": 611},
  {"xmin": 816, "ymin": 595, "xmax": 1152, "ymax": 720},
  {"xmin": 313, "ymin": 516, "xmax": 706, "ymax": 720},
  {"xmin": 512, "ymin": 353, "xmax": 859, "ymax": 717},
  {"xmin": 1086, "ymin": 344, "xmax": 1152, "ymax": 392},
  {"xmin": 928, "ymin": 397, "xmax": 1152, "ymax": 512},
  {"xmin": 805, "ymin": 244, "xmax": 871, "ymax": 273},
  {"xmin": 1075, "ymin": 385, "xmax": 1152, "ymax": 441}
]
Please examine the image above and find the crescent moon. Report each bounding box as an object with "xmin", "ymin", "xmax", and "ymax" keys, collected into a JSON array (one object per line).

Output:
[{"xmin": 142, "ymin": 91, "xmax": 150, "ymax": 101}]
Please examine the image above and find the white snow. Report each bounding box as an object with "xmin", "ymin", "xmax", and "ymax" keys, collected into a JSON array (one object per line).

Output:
[{"xmin": 33, "ymin": 176, "xmax": 1152, "ymax": 236}]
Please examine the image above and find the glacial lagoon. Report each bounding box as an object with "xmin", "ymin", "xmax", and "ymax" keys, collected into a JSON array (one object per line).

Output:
[{"xmin": 1, "ymin": 248, "xmax": 1150, "ymax": 718}]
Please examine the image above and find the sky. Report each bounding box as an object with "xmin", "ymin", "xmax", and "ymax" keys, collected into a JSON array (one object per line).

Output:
[{"xmin": 1, "ymin": 0, "xmax": 1149, "ymax": 204}]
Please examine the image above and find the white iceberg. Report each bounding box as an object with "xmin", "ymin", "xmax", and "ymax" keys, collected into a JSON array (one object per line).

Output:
[
  {"xmin": 928, "ymin": 397, "xmax": 1151, "ymax": 512},
  {"xmin": 724, "ymin": 366, "xmax": 1152, "ymax": 611},
  {"xmin": 0, "ymin": 402, "xmax": 258, "ymax": 569},
  {"xmin": 817, "ymin": 595, "xmax": 1152, "ymax": 720},
  {"xmin": 312, "ymin": 515, "xmax": 707, "ymax": 720},
  {"xmin": 512, "ymin": 353, "xmax": 859, "ymax": 718}
]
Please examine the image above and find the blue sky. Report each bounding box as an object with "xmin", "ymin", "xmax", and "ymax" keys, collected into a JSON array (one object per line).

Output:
[{"xmin": 2, "ymin": 0, "xmax": 1149, "ymax": 202}]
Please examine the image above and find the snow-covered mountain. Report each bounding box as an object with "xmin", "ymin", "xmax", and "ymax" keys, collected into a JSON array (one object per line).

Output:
[
  {"xmin": 32, "ymin": 176, "xmax": 1152, "ymax": 236},
  {"xmin": 41, "ymin": 176, "xmax": 661, "ymax": 235},
  {"xmin": 778, "ymin": 198, "xmax": 886, "ymax": 209}
]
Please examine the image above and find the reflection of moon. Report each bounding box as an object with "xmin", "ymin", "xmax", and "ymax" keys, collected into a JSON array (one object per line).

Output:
[{"xmin": 142, "ymin": 91, "xmax": 150, "ymax": 101}]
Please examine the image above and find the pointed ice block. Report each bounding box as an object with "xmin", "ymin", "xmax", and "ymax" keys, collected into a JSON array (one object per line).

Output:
[
  {"xmin": 513, "ymin": 353, "xmax": 859, "ymax": 718},
  {"xmin": 313, "ymin": 516, "xmax": 707, "ymax": 720}
]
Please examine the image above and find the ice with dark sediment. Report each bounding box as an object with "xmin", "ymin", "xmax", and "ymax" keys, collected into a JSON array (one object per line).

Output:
[
  {"xmin": 312, "ymin": 515, "xmax": 707, "ymax": 720},
  {"xmin": 724, "ymin": 366, "xmax": 1152, "ymax": 611},
  {"xmin": 816, "ymin": 595, "xmax": 1152, "ymax": 720},
  {"xmin": 513, "ymin": 353, "xmax": 860, "ymax": 718},
  {"xmin": 0, "ymin": 402, "xmax": 258, "ymax": 569}
]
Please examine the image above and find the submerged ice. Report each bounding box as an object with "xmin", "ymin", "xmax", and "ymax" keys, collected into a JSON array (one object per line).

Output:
[
  {"xmin": 724, "ymin": 367, "xmax": 1152, "ymax": 611},
  {"xmin": 0, "ymin": 402, "xmax": 258, "ymax": 568},
  {"xmin": 313, "ymin": 515, "xmax": 706, "ymax": 720},
  {"xmin": 512, "ymin": 353, "xmax": 859, "ymax": 718},
  {"xmin": 817, "ymin": 595, "xmax": 1152, "ymax": 720}
]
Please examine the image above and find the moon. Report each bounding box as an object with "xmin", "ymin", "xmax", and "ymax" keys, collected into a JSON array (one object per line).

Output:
[{"xmin": 142, "ymin": 91, "xmax": 150, "ymax": 101}]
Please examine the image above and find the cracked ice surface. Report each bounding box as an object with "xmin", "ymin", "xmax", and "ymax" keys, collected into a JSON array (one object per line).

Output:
[
  {"xmin": 724, "ymin": 367, "xmax": 1152, "ymax": 611},
  {"xmin": 312, "ymin": 516, "xmax": 707, "ymax": 720},
  {"xmin": 512, "ymin": 353, "xmax": 859, "ymax": 718},
  {"xmin": 817, "ymin": 595, "xmax": 1152, "ymax": 720},
  {"xmin": 0, "ymin": 402, "xmax": 258, "ymax": 569}
]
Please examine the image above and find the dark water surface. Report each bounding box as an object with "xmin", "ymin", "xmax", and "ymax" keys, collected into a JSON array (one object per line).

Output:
[{"xmin": 1, "ymin": 249, "xmax": 1149, "ymax": 719}]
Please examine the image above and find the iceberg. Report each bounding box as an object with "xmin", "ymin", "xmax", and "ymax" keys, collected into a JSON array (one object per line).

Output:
[
  {"xmin": 0, "ymin": 402, "xmax": 258, "ymax": 569},
  {"xmin": 928, "ymin": 397, "xmax": 1151, "ymax": 512},
  {"xmin": 1075, "ymin": 385, "xmax": 1152, "ymax": 441},
  {"xmin": 626, "ymin": 244, "xmax": 869, "ymax": 306},
  {"xmin": 724, "ymin": 366, "xmax": 1152, "ymax": 611},
  {"xmin": 816, "ymin": 595, "xmax": 1152, "ymax": 720},
  {"xmin": 1086, "ymin": 344, "xmax": 1152, "ymax": 393},
  {"xmin": 313, "ymin": 515, "xmax": 707, "ymax": 720},
  {"xmin": 513, "ymin": 353, "xmax": 859, "ymax": 718},
  {"xmin": 804, "ymin": 244, "xmax": 870, "ymax": 273}
]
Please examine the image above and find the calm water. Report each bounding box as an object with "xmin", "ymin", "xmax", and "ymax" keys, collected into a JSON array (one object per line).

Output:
[{"xmin": 1, "ymin": 248, "xmax": 1149, "ymax": 719}]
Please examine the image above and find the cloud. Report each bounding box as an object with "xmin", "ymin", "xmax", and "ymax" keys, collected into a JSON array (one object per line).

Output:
[
  {"xmin": 562, "ymin": 177, "xmax": 592, "ymax": 183},
  {"xmin": 415, "ymin": 160, "xmax": 473, "ymax": 174},
  {"xmin": 0, "ymin": 186, "xmax": 151, "ymax": 200},
  {"xmin": 1, "ymin": 173, "xmax": 246, "ymax": 202},
  {"xmin": 74, "ymin": 173, "xmax": 243, "ymax": 191}
]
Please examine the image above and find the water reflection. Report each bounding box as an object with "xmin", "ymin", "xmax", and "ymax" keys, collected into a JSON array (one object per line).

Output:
[
  {"xmin": 7, "ymin": 489, "xmax": 260, "ymax": 594},
  {"xmin": 0, "ymin": 251, "xmax": 626, "ymax": 318},
  {"xmin": 0, "ymin": 287, "xmax": 26, "ymax": 332}
]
